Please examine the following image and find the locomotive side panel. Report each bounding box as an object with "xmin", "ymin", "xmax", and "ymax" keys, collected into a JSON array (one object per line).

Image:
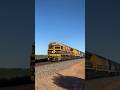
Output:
[
  {"xmin": 85, "ymin": 51, "xmax": 120, "ymax": 79},
  {"xmin": 48, "ymin": 42, "xmax": 82, "ymax": 61}
]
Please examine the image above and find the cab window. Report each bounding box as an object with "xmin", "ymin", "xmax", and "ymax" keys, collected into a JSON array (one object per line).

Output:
[
  {"xmin": 61, "ymin": 46, "xmax": 63, "ymax": 49},
  {"xmin": 49, "ymin": 45, "xmax": 54, "ymax": 49}
]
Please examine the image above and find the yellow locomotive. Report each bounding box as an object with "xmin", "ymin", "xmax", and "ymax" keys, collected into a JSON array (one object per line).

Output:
[
  {"xmin": 48, "ymin": 42, "xmax": 83, "ymax": 61},
  {"xmin": 85, "ymin": 51, "xmax": 120, "ymax": 79}
]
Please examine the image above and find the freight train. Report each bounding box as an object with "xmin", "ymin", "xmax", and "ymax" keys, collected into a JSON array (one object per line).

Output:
[
  {"xmin": 48, "ymin": 42, "xmax": 84, "ymax": 61},
  {"xmin": 30, "ymin": 42, "xmax": 84, "ymax": 81},
  {"xmin": 86, "ymin": 51, "xmax": 120, "ymax": 79}
]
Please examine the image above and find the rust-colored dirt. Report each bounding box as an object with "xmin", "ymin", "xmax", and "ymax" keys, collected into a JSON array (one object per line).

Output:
[{"xmin": 36, "ymin": 59, "xmax": 85, "ymax": 90}]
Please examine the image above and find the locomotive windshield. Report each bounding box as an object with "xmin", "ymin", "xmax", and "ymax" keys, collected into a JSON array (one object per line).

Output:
[{"xmin": 49, "ymin": 45, "xmax": 54, "ymax": 49}]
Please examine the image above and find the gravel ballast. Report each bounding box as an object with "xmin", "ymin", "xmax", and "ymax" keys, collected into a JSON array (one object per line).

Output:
[{"xmin": 35, "ymin": 59, "xmax": 85, "ymax": 90}]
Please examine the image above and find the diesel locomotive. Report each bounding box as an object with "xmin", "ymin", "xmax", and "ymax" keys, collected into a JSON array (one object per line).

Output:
[
  {"xmin": 86, "ymin": 51, "xmax": 120, "ymax": 79},
  {"xmin": 48, "ymin": 42, "xmax": 84, "ymax": 61}
]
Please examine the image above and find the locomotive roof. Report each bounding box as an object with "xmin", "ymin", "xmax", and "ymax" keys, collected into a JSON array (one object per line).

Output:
[
  {"xmin": 48, "ymin": 42, "xmax": 80, "ymax": 52},
  {"xmin": 86, "ymin": 51, "xmax": 120, "ymax": 64}
]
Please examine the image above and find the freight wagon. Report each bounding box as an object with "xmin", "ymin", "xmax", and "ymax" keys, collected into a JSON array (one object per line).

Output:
[
  {"xmin": 85, "ymin": 51, "xmax": 120, "ymax": 79},
  {"xmin": 48, "ymin": 42, "xmax": 83, "ymax": 61}
]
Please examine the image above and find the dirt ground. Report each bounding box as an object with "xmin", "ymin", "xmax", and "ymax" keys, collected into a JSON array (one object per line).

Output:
[
  {"xmin": 36, "ymin": 59, "xmax": 85, "ymax": 90},
  {"xmin": 85, "ymin": 76, "xmax": 120, "ymax": 90}
]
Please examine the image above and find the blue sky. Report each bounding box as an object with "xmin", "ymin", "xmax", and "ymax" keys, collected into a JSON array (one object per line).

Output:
[{"xmin": 35, "ymin": 0, "xmax": 85, "ymax": 55}]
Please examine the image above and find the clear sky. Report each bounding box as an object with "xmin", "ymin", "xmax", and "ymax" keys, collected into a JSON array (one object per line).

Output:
[{"xmin": 35, "ymin": 0, "xmax": 85, "ymax": 55}]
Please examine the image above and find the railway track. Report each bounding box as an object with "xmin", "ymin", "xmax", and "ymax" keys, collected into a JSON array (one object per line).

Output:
[
  {"xmin": 35, "ymin": 58, "xmax": 83, "ymax": 67},
  {"xmin": 35, "ymin": 61, "xmax": 55, "ymax": 67}
]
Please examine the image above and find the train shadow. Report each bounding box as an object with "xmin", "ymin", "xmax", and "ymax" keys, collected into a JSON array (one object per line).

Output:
[{"xmin": 53, "ymin": 73, "xmax": 85, "ymax": 90}]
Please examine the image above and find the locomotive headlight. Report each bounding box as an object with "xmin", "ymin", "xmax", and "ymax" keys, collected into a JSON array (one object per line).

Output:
[{"xmin": 52, "ymin": 50, "xmax": 56, "ymax": 53}]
